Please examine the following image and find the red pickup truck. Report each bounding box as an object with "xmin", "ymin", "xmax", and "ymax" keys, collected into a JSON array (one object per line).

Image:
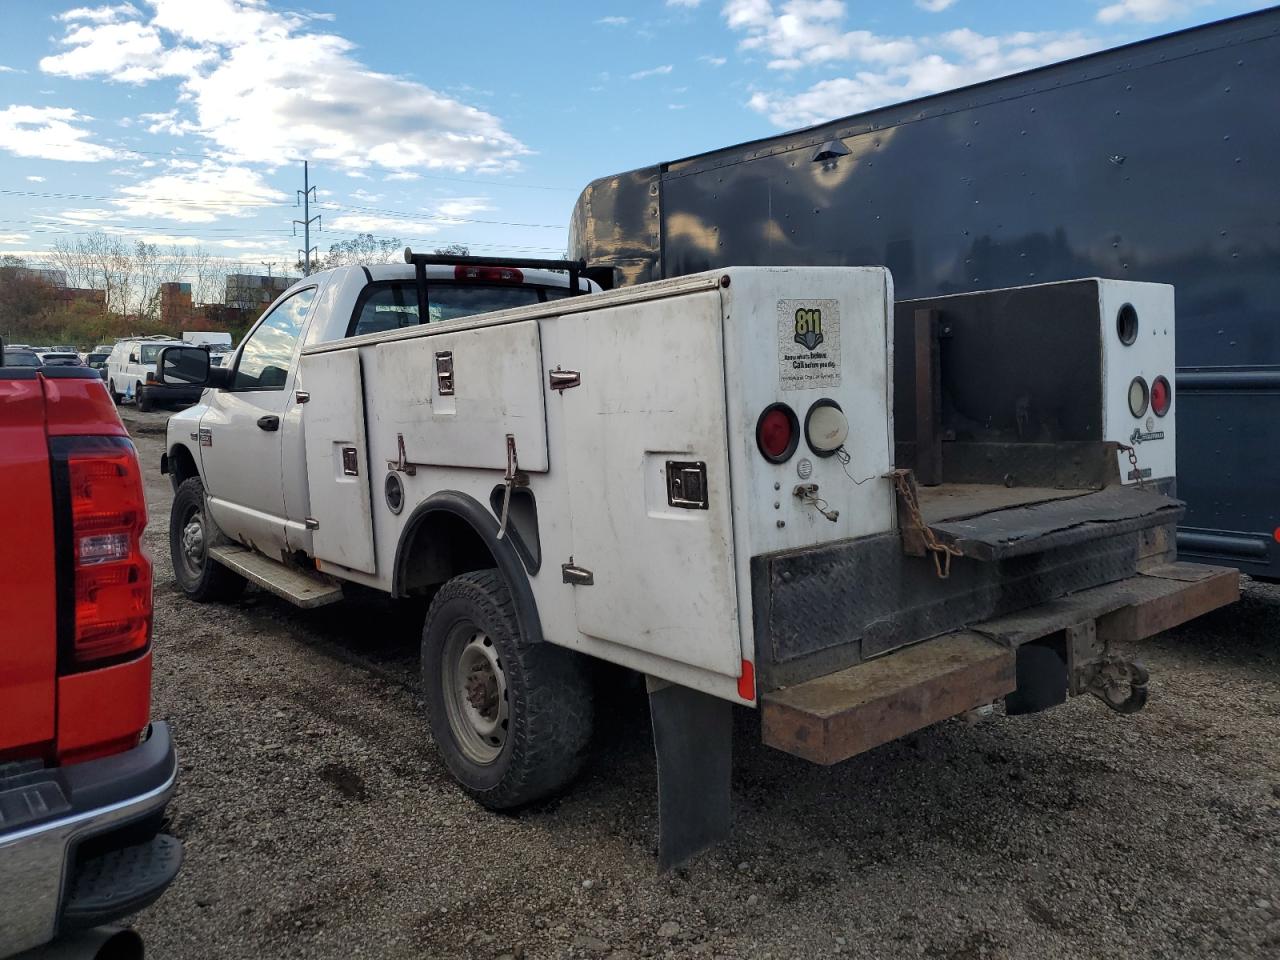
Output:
[{"xmin": 0, "ymin": 362, "xmax": 180, "ymax": 957}]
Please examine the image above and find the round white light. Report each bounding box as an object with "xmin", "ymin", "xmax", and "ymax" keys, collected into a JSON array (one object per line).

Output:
[
  {"xmin": 1128, "ymin": 377, "xmax": 1149, "ymax": 418},
  {"xmin": 806, "ymin": 403, "xmax": 849, "ymax": 453}
]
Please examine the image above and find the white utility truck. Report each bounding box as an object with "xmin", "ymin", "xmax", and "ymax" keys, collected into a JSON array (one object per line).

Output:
[{"xmin": 160, "ymin": 251, "xmax": 1237, "ymax": 867}]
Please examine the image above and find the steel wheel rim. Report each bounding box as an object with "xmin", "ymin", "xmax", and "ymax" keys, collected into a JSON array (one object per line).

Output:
[
  {"xmin": 442, "ymin": 622, "xmax": 509, "ymax": 765},
  {"xmin": 178, "ymin": 503, "xmax": 206, "ymax": 580}
]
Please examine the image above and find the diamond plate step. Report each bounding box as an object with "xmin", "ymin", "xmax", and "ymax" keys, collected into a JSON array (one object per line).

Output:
[{"xmin": 208, "ymin": 544, "xmax": 343, "ymax": 608}]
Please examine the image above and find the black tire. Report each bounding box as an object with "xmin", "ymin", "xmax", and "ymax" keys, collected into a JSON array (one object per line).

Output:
[
  {"xmin": 109, "ymin": 379, "xmax": 122, "ymax": 404},
  {"xmin": 137, "ymin": 384, "xmax": 154, "ymax": 412},
  {"xmin": 422, "ymin": 570, "xmax": 592, "ymax": 809},
  {"xmin": 169, "ymin": 476, "xmax": 246, "ymax": 602}
]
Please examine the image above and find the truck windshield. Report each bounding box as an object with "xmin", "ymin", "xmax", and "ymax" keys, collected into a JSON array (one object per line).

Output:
[{"xmin": 349, "ymin": 282, "xmax": 571, "ymax": 337}]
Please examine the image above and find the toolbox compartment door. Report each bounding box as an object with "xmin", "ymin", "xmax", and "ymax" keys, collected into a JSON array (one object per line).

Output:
[
  {"xmin": 554, "ymin": 291, "xmax": 741, "ymax": 676},
  {"xmin": 301, "ymin": 348, "xmax": 377, "ymax": 574}
]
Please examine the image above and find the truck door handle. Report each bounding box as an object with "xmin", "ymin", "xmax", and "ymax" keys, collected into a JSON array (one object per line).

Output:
[{"xmin": 257, "ymin": 415, "xmax": 280, "ymax": 431}]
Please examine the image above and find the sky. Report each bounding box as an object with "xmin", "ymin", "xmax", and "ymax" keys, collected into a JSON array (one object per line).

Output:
[{"xmin": 0, "ymin": 0, "xmax": 1273, "ymax": 285}]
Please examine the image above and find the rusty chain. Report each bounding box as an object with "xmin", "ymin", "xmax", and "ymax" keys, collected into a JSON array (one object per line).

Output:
[
  {"xmin": 1116, "ymin": 442, "xmax": 1146, "ymax": 489},
  {"xmin": 885, "ymin": 470, "xmax": 964, "ymax": 579}
]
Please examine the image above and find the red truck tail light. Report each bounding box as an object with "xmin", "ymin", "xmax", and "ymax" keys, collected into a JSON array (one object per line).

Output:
[
  {"xmin": 1151, "ymin": 375, "xmax": 1172, "ymax": 417},
  {"xmin": 454, "ymin": 264, "xmax": 524, "ymax": 284},
  {"xmin": 51, "ymin": 437, "xmax": 152, "ymax": 672},
  {"xmin": 756, "ymin": 403, "xmax": 799, "ymax": 463}
]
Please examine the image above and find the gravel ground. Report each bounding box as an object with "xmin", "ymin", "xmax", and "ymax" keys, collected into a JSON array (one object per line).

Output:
[{"xmin": 119, "ymin": 407, "xmax": 1279, "ymax": 960}]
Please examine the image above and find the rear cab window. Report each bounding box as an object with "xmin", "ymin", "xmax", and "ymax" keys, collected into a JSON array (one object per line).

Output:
[{"xmin": 347, "ymin": 281, "xmax": 572, "ymax": 338}]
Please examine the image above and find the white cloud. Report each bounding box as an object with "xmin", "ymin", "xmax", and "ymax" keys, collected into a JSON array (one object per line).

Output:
[
  {"xmin": 350, "ymin": 189, "xmax": 384, "ymax": 203},
  {"xmin": 328, "ymin": 214, "xmax": 440, "ymax": 236},
  {"xmin": 699, "ymin": 54, "xmax": 728, "ymax": 66},
  {"xmin": 0, "ymin": 233, "xmax": 31, "ymax": 245},
  {"xmin": 724, "ymin": 0, "xmax": 918, "ymax": 70},
  {"xmin": 433, "ymin": 197, "xmax": 493, "ymax": 219},
  {"xmin": 916, "ymin": 0, "xmax": 957, "ymax": 11},
  {"xmin": 26, "ymin": 175, "xmax": 46, "ymax": 182},
  {"xmin": 668, "ymin": 0, "xmax": 703, "ymax": 6},
  {"xmin": 0, "ymin": 65, "xmax": 21, "ymax": 73},
  {"xmin": 0, "ymin": 105, "xmax": 117, "ymax": 162},
  {"xmin": 111, "ymin": 163, "xmax": 287, "ymax": 222},
  {"xmin": 38, "ymin": 0, "xmax": 529, "ymax": 175},
  {"xmin": 41, "ymin": 18, "xmax": 214, "ymax": 84},
  {"xmin": 384, "ymin": 172, "xmax": 420, "ymax": 182},
  {"xmin": 630, "ymin": 64, "xmax": 675, "ymax": 79},
  {"xmin": 1097, "ymin": 0, "xmax": 1196, "ymax": 23},
  {"xmin": 596, "ymin": 16, "xmax": 630, "ymax": 26},
  {"xmin": 58, "ymin": 3, "xmax": 141, "ymax": 23}
]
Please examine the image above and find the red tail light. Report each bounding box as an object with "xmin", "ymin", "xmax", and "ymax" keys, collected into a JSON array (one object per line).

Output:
[
  {"xmin": 53, "ymin": 437, "xmax": 152, "ymax": 671},
  {"xmin": 756, "ymin": 403, "xmax": 799, "ymax": 463},
  {"xmin": 454, "ymin": 264, "xmax": 524, "ymax": 284},
  {"xmin": 1151, "ymin": 375, "xmax": 1172, "ymax": 417}
]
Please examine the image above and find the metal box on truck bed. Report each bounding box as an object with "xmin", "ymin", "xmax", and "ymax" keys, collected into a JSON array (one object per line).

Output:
[{"xmin": 568, "ymin": 6, "xmax": 1280, "ymax": 580}]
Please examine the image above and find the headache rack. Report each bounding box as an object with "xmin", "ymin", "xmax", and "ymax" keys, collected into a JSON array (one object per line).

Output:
[{"xmin": 403, "ymin": 247, "xmax": 589, "ymax": 325}]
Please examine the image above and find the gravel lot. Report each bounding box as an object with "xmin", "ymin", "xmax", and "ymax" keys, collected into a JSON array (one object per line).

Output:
[{"xmin": 119, "ymin": 406, "xmax": 1279, "ymax": 960}]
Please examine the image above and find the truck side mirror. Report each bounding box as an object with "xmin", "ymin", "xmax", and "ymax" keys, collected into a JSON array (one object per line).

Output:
[
  {"xmin": 157, "ymin": 345, "xmax": 211, "ymax": 387},
  {"xmin": 129, "ymin": 353, "xmax": 139, "ymax": 363}
]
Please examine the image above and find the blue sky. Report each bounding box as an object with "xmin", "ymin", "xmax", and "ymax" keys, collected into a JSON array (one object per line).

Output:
[{"xmin": 0, "ymin": 0, "xmax": 1272, "ymax": 286}]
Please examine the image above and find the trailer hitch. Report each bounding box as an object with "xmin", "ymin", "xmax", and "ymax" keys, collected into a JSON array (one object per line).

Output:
[{"xmin": 1082, "ymin": 655, "xmax": 1149, "ymax": 714}]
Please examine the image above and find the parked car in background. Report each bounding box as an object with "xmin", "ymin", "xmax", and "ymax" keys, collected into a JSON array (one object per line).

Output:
[
  {"xmin": 105, "ymin": 336, "xmax": 199, "ymax": 411},
  {"xmin": 0, "ymin": 360, "xmax": 181, "ymax": 958},
  {"xmin": 37, "ymin": 352, "xmax": 84, "ymax": 367},
  {"xmin": 85, "ymin": 350, "xmax": 111, "ymax": 371},
  {"xmin": 3, "ymin": 348, "xmax": 42, "ymax": 368}
]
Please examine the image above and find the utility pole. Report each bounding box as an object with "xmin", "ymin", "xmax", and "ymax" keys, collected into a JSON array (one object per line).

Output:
[
  {"xmin": 259, "ymin": 260, "xmax": 274, "ymax": 278},
  {"xmin": 293, "ymin": 160, "xmax": 321, "ymax": 276}
]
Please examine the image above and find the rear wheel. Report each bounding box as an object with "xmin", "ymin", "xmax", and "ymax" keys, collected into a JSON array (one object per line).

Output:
[
  {"xmin": 137, "ymin": 384, "xmax": 154, "ymax": 412},
  {"xmin": 109, "ymin": 379, "xmax": 122, "ymax": 404},
  {"xmin": 169, "ymin": 476, "xmax": 246, "ymax": 602},
  {"xmin": 422, "ymin": 570, "xmax": 592, "ymax": 809}
]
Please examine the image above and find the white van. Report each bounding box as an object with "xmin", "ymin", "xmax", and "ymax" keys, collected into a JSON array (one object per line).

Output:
[{"xmin": 105, "ymin": 336, "xmax": 184, "ymax": 410}]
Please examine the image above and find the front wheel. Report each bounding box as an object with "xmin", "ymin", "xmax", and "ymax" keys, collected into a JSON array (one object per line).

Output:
[
  {"xmin": 109, "ymin": 379, "xmax": 122, "ymax": 404},
  {"xmin": 169, "ymin": 476, "xmax": 246, "ymax": 602},
  {"xmin": 422, "ymin": 570, "xmax": 593, "ymax": 809}
]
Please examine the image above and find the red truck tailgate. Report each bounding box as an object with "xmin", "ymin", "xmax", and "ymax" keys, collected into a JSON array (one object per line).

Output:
[{"xmin": 0, "ymin": 376, "xmax": 58, "ymax": 753}]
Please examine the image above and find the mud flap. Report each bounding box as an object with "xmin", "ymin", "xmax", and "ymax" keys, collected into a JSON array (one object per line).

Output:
[
  {"xmin": 1004, "ymin": 642, "xmax": 1068, "ymax": 716},
  {"xmin": 646, "ymin": 678, "xmax": 732, "ymax": 871}
]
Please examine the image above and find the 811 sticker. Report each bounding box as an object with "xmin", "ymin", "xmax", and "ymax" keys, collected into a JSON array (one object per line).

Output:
[{"xmin": 778, "ymin": 298, "xmax": 840, "ymax": 390}]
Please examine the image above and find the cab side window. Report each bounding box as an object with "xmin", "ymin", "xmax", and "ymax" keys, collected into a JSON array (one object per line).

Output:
[{"xmin": 232, "ymin": 288, "xmax": 316, "ymax": 391}]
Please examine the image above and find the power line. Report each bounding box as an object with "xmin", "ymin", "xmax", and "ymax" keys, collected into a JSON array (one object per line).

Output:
[
  {"xmin": 1, "ymin": 189, "xmax": 570, "ymax": 230},
  {"xmin": 105, "ymin": 148, "xmax": 578, "ymax": 192},
  {"xmin": 317, "ymin": 200, "xmax": 565, "ymax": 230}
]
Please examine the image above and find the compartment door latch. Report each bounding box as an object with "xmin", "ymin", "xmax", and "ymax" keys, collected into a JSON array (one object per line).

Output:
[{"xmin": 666, "ymin": 461, "xmax": 708, "ymax": 510}]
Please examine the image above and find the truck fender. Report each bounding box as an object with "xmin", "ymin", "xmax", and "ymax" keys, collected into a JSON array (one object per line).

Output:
[
  {"xmin": 162, "ymin": 441, "xmax": 202, "ymax": 492},
  {"xmin": 392, "ymin": 490, "xmax": 545, "ymax": 646}
]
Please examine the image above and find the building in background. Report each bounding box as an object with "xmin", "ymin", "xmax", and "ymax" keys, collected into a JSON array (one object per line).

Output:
[
  {"xmin": 159, "ymin": 282, "xmax": 195, "ymax": 325},
  {"xmin": 224, "ymin": 274, "xmax": 293, "ymax": 312}
]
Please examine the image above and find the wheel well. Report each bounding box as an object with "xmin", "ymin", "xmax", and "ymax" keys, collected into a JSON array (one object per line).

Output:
[
  {"xmin": 398, "ymin": 510, "xmax": 498, "ymax": 596},
  {"xmin": 167, "ymin": 443, "xmax": 200, "ymax": 491},
  {"xmin": 394, "ymin": 491, "xmax": 545, "ymax": 646}
]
